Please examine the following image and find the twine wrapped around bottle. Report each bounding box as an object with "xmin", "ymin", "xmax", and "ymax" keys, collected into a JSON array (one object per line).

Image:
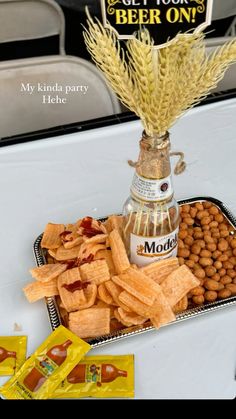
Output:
[
  {"xmin": 128, "ymin": 151, "xmax": 186, "ymax": 175},
  {"xmin": 134, "ymin": 132, "xmax": 171, "ymax": 179}
]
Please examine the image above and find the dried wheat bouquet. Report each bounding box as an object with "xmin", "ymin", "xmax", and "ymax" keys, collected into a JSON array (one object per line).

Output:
[{"xmin": 83, "ymin": 11, "xmax": 236, "ymax": 137}]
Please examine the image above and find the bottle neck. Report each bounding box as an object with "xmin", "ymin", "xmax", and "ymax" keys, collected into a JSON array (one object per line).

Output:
[
  {"xmin": 117, "ymin": 369, "xmax": 127, "ymax": 378},
  {"xmin": 130, "ymin": 131, "xmax": 174, "ymax": 203},
  {"xmin": 62, "ymin": 340, "xmax": 72, "ymax": 349},
  {"xmin": 0, "ymin": 347, "xmax": 16, "ymax": 360},
  {"xmin": 7, "ymin": 351, "xmax": 16, "ymax": 358},
  {"xmin": 136, "ymin": 131, "xmax": 171, "ymax": 179}
]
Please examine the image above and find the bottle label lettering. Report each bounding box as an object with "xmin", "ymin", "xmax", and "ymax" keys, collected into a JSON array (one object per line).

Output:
[
  {"xmin": 131, "ymin": 173, "xmax": 173, "ymax": 201},
  {"xmin": 130, "ymin": 228, "xmax": 179, "ymax": 266}
]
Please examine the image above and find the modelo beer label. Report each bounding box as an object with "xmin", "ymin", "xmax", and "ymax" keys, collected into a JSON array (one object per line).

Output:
[
  {"xmin": 131, "ymin": 173, "xmax": 173, "ymax": 201},
  {"xmin": 130, "ymin": 227, "xmax": 178, "ymax": 266},
  {"xmin": 101, "ymin": 0, "xmax": 213, "ymax": 48}
]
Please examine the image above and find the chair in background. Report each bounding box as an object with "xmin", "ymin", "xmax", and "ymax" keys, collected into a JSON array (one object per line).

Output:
[
  {"xmin": 0, "ymin": 0, "xmax": 65, "ymax": 54},
  {"xmin": 225, "ymin": 17, "xmax": 236, "ymax": 37},
  {"xmin": 213, "ymin": 0, "xmax": 236, "ymax": 19},
  {"xmin": 0, "ymin": 0, "xmax": 120, "ymax": 139}
]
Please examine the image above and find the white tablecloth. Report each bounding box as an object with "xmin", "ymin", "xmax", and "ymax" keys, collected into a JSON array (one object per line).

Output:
[{"xmin": 0, "ymin": 98, "xmax": 236, "ymax": 399}]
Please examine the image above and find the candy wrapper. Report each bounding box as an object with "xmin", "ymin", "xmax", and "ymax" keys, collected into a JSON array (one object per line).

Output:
[
  {"xmin": 53, "ymin": 354, "xmax": 134, "ymax": 398},
  {"xmin": 0, "ymin": 336, "xmax": 27, "ymax": 376},
  {"xmin": 0, "ymin": 326, "xmax": 90, "ymax": 399}
]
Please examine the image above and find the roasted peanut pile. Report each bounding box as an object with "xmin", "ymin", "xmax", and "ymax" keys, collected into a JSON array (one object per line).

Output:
[{"xmin": 178, "ymin": 201, "xmax": 236, "ymax": 305}]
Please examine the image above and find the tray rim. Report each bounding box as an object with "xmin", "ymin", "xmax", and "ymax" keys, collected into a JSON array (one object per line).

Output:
[{"xmin": 33, "ymin": 196, "xmax": 236, "ymax": 348}]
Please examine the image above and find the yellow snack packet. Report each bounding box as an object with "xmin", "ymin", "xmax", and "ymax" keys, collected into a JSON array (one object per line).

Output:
[
  {"xmin": 53, "ymin": 354, "xmax": 134, "ymax": 399},
  {"xmin": 0, "ymin": 326, "xmax": 90, "ymax": 399},
  {"xmin": 0, "ymin": 336, "xmax": 27, "ymax": 376}
]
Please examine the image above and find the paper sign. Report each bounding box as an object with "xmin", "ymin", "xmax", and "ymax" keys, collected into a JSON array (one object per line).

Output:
[{"xmin": 101, "ymin": 0, "xmax": 213, "ymax": 48}]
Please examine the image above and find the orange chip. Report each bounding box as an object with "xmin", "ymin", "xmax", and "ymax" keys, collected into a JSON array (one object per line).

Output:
[
  {"xmin": 61, "ymin": 227, "xmax": 80, "ymax": 242},
  {"xmin": 114, "ymin": 308, "xmax": 142, "ymax": 328},
  {"xmin": 113, "ymin": 268, "xmax": 159, "ymax": 306},
  {"xmin": 55, "ymin": 245, "xmax": 81, "ymax": 261},
  {"xmin": 118, "ymin": 291, "xmax": 154, "ymax": 318},
  {"xmin": 114, "ymin": 308, "xmax": 124, "ymax": 324},
  {"xmin": 69, "ymin": 308, "xmax": 110, "ymax": 339},
  {"xmin": 92, "ymin": 219, "xmax": 107, "ymax": 234},
  {"xmin": 85, "ymin": 218, "xmax": 107, "ymax": 234},
  {"xmin": 104, "ymin": 280, "xmax": 132, "ymax": 312},
  {"xmin": 57, "ymin": 268, "xmax": 86, "ymax": 312},
  {"xmin": 173, "ymin": 295, "xmax": 188, "ymax": 314},
  {"xmin": 118, "ymin": 282, "xmax": 176, "ymax": 329},
  {"xmin": 84, "ymin": 234, "xmax": 108, "ymax": 245},
  {"xmin": 78, "ymin": 243, "xmax": 106, "ymax": 259},
  {"xmin": 95, "ymin": 300, "xmax": 115, "ymax": 318},
  {"xmin": 23, "ymin": 278, "xmax": 58, "ymax": 303},
  {"xmin": 78, "ymin": 243, "xmax": 94, "ymax": 259},
  {"xmin": 109, "ymin": 229, "xmax": 130, "ymax": 274},
  {"xmin": 41, "ymin": 223, "xmax": 65, "ymax": 249},
  {"xmin": 141, "ymin": 258, "xmax": 179, "ymax": 284},
  {"xmin": 95, "ymin": 300, "xmax": 110, "ymax": 308},
  {"xmin": 150, "ymin": 288, "xmax": 176, "ymax": 329},
  {"xmin": 65, "ymin": 223, "xmax": 76, "ymax": 231},
  {"xmin": 30, "ymin": 263, "xmax": 67, "ymax": 282},
  {"xmin": 105, "ymin": 215, "xmax": 124, "ymax": 235},
  {"xmin": 48, "ymin": 249, "xmax": 57, "ymax": 259},
  {"xmin": 102, "ymin": 219, "xmax": 111, "ymax": 234},
  {"xmin": 104, "ymin": 280, "xmax": 122, "ymax": 305},
  {"xmin": 80, "ymin": 260, "xmax": 110, "ymax": 285},
  {"xmin": 77, "ymin": 283, "xmax": 97, "ymax": 310},
  {"xmin": 77, "ymin": 218, "xmax": 107, "ymax": 237},
  {"xmin": 89, "ymin": 244, "xmax": 107, "ymax": 255},
  {"xmin": 97, "ymin": 283, "xmax": 115, "ymax": 306},
  {"xmin": 95, "ymin": 249, "xmax": 116, "ymax": 276},
  {"xmin": 64, "ymin": 236, "xmax": 83, "ymax": 249},
  {"xmin": 74, "ymin": 219, "xmax": 82, "ymax": 229},
  {"xmin": 161, "ymin": 265, "xmax": 200, "ymax": 307},
  {"xmin": 117, "ymin": 308, "xmax": 147, "ymax": 327}
]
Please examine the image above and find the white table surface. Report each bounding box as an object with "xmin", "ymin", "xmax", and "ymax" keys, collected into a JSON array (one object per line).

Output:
[{"xmin": 0, "ymin": 98, "xmax": 236, "ymax": 399}]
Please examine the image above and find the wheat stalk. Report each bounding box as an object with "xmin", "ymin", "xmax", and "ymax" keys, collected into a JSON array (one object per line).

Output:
[
  {"xmin": 83, "ymin": 11, "xmax": 140, "ymax": 115},
  {"xmin": 83, "ymin": 12, "xmax": 236, "ymax": 136},
  {"xmin": 127, "ymin": 29, "xmax": 156, "ymax": 135},
  {"xmin": 153, "ymin": 33, "xmax": 205, "ymax": 133}
]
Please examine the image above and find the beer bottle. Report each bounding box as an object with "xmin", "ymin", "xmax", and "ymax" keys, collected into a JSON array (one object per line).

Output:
[
  {"xmin": 0, "ymin": 346, "xmax": 16, "ymax": 363},
  {"xmin": 123, "ymin": 131, "xmax": 179, "ymax": 266},
  {"xmin": 67, "ymin": 362, "xmax": 127, "ymax": 385},
  {"xmin": 23, "ymin": 340, "xmax": 72, "ymax": 392}
]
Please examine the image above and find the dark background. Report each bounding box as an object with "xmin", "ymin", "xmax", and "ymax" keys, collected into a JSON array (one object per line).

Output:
[
  {"xmin": 0, "ymin": 0, "xmax": 234, "ymax": 61},
  {"xmin": 98, "ymin": 2, "xmax": 208, "ymax": 47}
]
